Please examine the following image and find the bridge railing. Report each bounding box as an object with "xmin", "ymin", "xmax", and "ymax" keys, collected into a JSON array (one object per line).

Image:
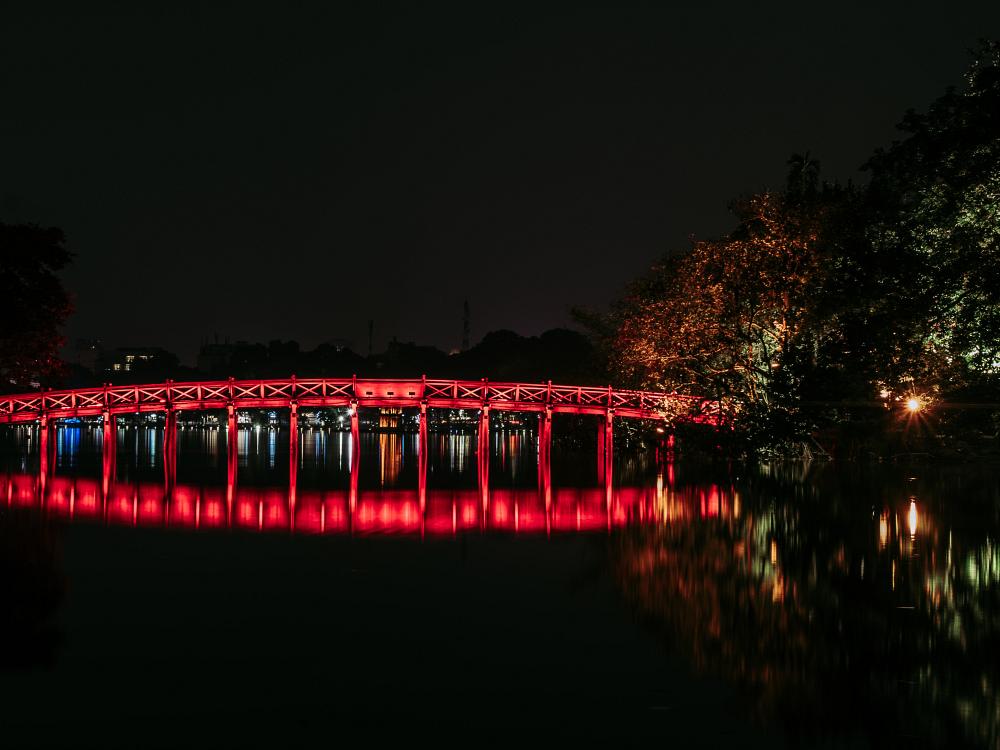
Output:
[{"xmin": 0, "ymin": 377, "xmax": 718, "ymax": 423}]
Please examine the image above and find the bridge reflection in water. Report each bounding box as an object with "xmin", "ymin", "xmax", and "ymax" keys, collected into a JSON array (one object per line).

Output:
[{"xmin": 2, "ymin": 470, "xmax": 701, "ymax": 536}]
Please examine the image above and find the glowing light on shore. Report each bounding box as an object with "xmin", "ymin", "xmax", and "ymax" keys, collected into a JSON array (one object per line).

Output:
[{"xmin": 908, "ymin": 499, "xmax": 918, "ymax": 538}]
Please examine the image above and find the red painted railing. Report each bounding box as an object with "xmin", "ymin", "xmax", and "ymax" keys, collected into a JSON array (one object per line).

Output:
[{"xmin": 0, "ymin": 377, "xmax": 718, "ymax": 424}]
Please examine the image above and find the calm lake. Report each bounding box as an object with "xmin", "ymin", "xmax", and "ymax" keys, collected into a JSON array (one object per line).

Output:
[{"xmin": 1, "ymin": 423, "xmax": 998, "ymax": 748}]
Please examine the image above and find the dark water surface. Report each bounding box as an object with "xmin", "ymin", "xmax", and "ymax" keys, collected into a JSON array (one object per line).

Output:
[{"xmin": 1, "ymin": 425, "xmax": 998, "ymax": 748}]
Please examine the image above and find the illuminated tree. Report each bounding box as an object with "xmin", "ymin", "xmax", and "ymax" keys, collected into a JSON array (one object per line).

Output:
[
  {"xmin": 862, "ymin": 40, "xmax": 1000, "ymax": 392},
  {"xmin": 601, "ymin": 177, "xmax": 843, "ymax": 450},
  {"xmin": 0, "ymin": 223, "xmax": 73, "ymax": 390}
]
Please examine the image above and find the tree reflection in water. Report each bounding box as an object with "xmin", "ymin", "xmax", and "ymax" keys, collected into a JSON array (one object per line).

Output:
[{"xmin": 612, "ymin": 463, "xmax": 1000, "ymax": 748}]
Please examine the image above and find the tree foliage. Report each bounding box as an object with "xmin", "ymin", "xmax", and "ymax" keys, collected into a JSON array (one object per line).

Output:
[
  {"xmin": 0, "ymin": 223, "xmax": 73, "ymax": 390},
  {"xmin": 863, "ymin": 39, "xmax": 1000, "ymax": 390},
  {"xmin": 601, "ymin": 166, "xmax": 845, "ymax": 450},
  {"xmin": 588, "ymin": 42, "xmax": 1000, "ymax": 455}
]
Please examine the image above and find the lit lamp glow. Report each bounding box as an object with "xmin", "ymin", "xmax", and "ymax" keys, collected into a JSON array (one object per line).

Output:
[{"xmin": 905, "ymin": 397, "xmax": 922, "ymax": 413}]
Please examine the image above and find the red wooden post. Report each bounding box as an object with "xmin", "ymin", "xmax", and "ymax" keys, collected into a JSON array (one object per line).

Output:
[
  {"xmin": 349, "ymin": 400, "xmax": 360, "ymax": 516},
  {"xmin": 603, "ymin": 408, "xmax": 614, "ymax": 510},
  {"xmin": 596, "ymin": 417, "xmax": 605, "ymax": 484},
  {"xmin": 418, "ymin": 401, "xmax": 428, "ymax": 515},
  {"xmin": 39, "ymin": 413, "xmax": 52, "ymax": 489},
  {"xmin": 101, "ymin": 410, "xmax": 115, "ymax": 503},
  {"xmin": 164, "ymin": 406, "xmax": 177, "ymax": 489},
  {"xmin": 102, "ymin": 410, "xmax": 115, "ymax": 453},
  {"xmin": 478, "ymin": 404, "xmax": 490, "ymax": 513},
  {"xmin": 289, "ymin": 401, "xmax": 298, "ymax": 527},
  {"xmin": 227, "ymin": 403, "xmax": 238, "ymax": 517},
  {"xmin": 538, "ymin": 406, "xmax": 552, "ymax": 515}
]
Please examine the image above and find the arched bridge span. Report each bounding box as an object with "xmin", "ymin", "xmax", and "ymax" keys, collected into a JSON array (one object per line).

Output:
[{"xmin": 1, "ymin": 377, "xmax": 718, "ymax": 510}]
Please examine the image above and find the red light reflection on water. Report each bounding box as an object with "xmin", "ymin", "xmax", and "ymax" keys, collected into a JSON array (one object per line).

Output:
[{"xmin": 0, "ymin": 472, "xmax": 729, "ymax": 537}]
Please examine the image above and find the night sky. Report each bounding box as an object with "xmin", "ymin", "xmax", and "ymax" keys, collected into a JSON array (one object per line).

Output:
[{"xmin": 3, "ymin": 3, "xmax": 997, "ymax": 363}]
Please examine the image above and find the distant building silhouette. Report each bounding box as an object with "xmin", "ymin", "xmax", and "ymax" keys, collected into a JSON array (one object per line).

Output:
[{"xmin": 101, "ymin": 347, "xmax": 179, "ymax": 378}]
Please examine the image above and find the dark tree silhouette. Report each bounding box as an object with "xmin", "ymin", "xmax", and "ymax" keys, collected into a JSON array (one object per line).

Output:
[{"xmin": 0, "ymin": 223, "xmax": 73, "ymax": 391}]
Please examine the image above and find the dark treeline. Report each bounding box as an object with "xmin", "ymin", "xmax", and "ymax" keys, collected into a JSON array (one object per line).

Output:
[
  {"xmin": 580, "ymin": 41, "xmax": 1000, "ymax": 459},
  {"xmin": 56, "ymin": 328, "xmax": 602, "ymax": 389}
]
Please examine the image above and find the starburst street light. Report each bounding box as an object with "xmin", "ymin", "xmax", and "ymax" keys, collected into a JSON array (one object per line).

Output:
[{"xmin": 905, "ymin": 397, "xmax": 922, "ymax": 413}]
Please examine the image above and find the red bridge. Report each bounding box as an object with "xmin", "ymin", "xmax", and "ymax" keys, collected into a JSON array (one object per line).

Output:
[{"xmin": 1, "ymin": 377, "xmax": 717, "ymax": 517}]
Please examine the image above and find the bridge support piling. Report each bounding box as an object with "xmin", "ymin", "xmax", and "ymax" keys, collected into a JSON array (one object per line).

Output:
[
  {"xmin": 418, "ymin": 402, "xmax": 428, "ymax": 515},
  {"xmin": 538, "ymin": 407, "xmax": 552, "ymax": 521},
  {"xmin": 289, "ymin": 402, "xmax": 298, "ymax": 526},
  {"xmin": 226, "ymin": 405, "xmax": 238, "ymax": 517},
  {"xmin": 349, "ymin": 402, "xmax": 360, "ymax": 515},
  {"xmin": 164, "ymin": 408, "xmax": 177, "ymax": 489},
  {"xmin": 39, "ymin": 413, "xmax": 53, "ymax": 481},
  {"xmin": 102, "ymin": 411, "xmax": 116, "ymax": 499},
  {"xmin": 596, "ymin": 418, "xmax": 605, "ymax": 484},
  {"xmin": 477, "ymin": 405, "xmax": 490, "ymax": 512},
  {"xmin": 603, "ymin": 409, "xmax": 614, "ymax": 508}
]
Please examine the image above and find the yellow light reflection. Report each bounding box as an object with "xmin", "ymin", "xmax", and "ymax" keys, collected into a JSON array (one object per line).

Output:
[
  {"xmin": 879, "ymin": 513, "xmax": 889, "ymax": 549},
  {"xmin": 771, "ymin": 574, "xmax": 785, "ymax": 602}
]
